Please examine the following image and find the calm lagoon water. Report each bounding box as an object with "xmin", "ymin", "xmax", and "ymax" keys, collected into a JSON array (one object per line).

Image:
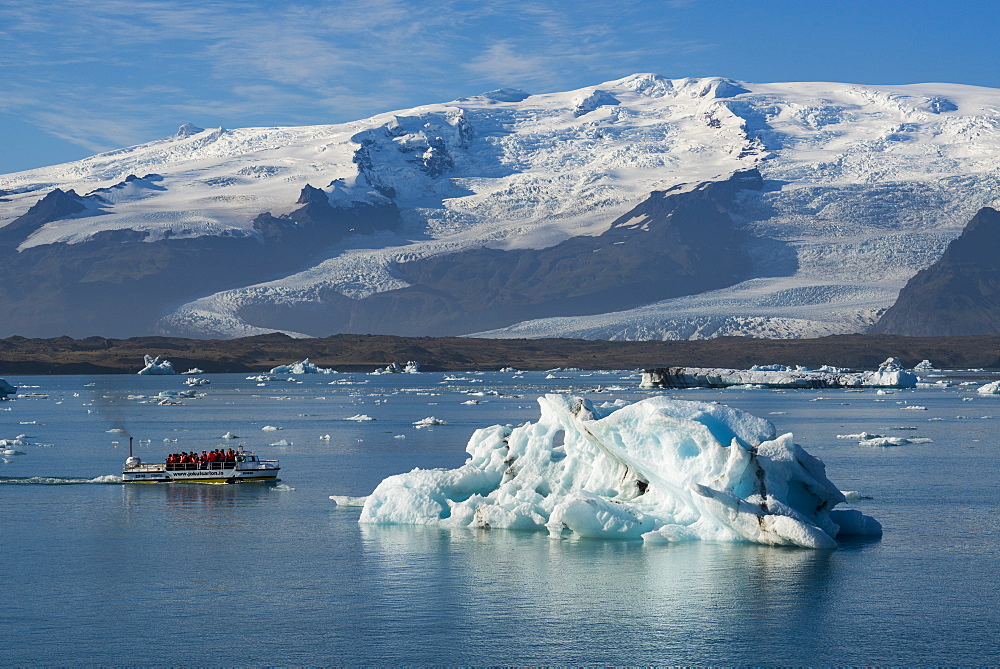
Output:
[{"xmin": 2, "ymin": 369, "xmax": 999, "ymax": 665}]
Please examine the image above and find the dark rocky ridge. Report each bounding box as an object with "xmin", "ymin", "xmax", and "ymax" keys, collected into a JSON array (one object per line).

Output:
[
  {"xmin": 237, "ymin": 169, "xmax": 778, "ymax": 336},
  {"xmin": 2, "ymin": 332, "xmax": 999, "ymax": 374},
  {"xmin": 0, "ymin": 186, "xmax": 401, "ymax": 338},
  {"xmin": 875, "ymin": 207, "xmax": 1000, "ymax": 336},
  {"xmin": 0, "ymin": 188, "xmax": 89, "ymax": 247}
]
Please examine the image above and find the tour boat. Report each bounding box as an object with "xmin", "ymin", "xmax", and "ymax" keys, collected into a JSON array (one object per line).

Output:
[{"xmin": 121, "ymin": 439, "xmax": 280, "ymax": 483}]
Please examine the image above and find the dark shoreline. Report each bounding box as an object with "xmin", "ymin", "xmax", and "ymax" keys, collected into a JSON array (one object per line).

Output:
[{"xmin": 2, "ymin": 332, "xmax": 1000, "ymax": 374}]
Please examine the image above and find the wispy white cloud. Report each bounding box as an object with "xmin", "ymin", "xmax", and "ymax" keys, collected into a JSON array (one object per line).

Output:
[{"xmin": 0, "ymin": 0, "xmax": 707, "ymax": 163}]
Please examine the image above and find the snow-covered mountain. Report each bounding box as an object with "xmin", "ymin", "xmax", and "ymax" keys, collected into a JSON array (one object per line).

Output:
[{"xmin": 2, "ymin": 73, "xmax": 1000, "ymax": 339}]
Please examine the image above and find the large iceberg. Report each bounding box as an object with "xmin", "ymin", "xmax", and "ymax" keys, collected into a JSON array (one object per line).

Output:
[
  {"xmin": 641, "ymin": 357, "xmax": 917, "ymax": 389},
  {"xmin": 136, "ymin": 355, "xmax": 176, "ymax": 375},
  {"xmin": 360, "ymin": 395, "xmax": 880, "ymax": 549}
]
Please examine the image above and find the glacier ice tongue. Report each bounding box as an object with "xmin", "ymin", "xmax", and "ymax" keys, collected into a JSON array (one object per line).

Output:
[{"xmin": 360, "ymin": 395, "xmax": 879, "ymax": 548}]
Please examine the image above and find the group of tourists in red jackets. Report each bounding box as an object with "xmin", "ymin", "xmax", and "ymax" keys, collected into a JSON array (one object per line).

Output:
[{"xmin": 166, "ymin": 448, "xmax": 240, "ymax": 467}]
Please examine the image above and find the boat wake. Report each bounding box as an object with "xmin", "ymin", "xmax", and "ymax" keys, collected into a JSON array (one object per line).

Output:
[{"xmin": 0, "ymin": 474, "xmax": 123, "ymax": 485}]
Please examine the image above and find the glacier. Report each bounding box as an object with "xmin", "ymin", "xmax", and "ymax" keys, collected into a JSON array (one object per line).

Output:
[
  {"xmin": 4, "ymin": 73, "xmax": 1000, "ymax": 339},
  {"xmin": 359, "ymin": 394, "xmax": 881, "ymax": 549}
]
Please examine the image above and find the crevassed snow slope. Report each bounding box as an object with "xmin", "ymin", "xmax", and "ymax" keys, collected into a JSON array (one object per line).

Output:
[{"xmin": 4, "ymin": 74, "xmax": 1000, "ymax": 339}]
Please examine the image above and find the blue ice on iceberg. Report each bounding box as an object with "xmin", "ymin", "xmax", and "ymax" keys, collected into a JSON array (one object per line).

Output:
[
  {"xmin": 360, "ymin": 395, "xmax": 881, "ymax": 549},
  {"xmin": 0, "ymin": 378, "xmax": 16, "ymax": 399}
]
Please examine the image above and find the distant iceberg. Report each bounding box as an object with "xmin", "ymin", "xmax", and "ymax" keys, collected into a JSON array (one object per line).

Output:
[
  {"xmin": 372, "ymin": 361, "xmax": 420, "ymax": 374},
  {"xmin": 270, "ymin": 358, "xmax": 336, "ymax": 374},
  {"xmin": 977, "ymin": 381, "xmax": 1000, "ymax": 395},
  {"xmin": 137, "ymin": 355, "xmax": 176, "ymax": 375},
  {"xmin": 641, "ymin": 358, "xmax": 916, "ymax": 389},
  {"xmin": 359, "ymin": 394, "xmax": 881, "ymax": 548}
]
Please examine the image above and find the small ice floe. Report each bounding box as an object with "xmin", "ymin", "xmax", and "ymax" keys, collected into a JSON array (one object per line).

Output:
[
  {"xmin": 393, "ymin": 435, "xmax": 406, "ymax": 439},
  {"xmin": 900, "ymin": 405, "xmax": 927, "ymax": 410},
  {"xmin": 271, "ymin": 484, "xmax": 295, "ymax": 491},
  {"xmin": 329, "ymin": 495, "xmax": 369, "ymax": 507},
  {"xmin": 182, "ymin": 368, "xmax": 204, "ymax": 375},
  {"xmin": 157, "ymin": 398, "xmax": 183, "ymax": 406},
  {"xmin": 962, "ymin": 397, "xmax": 975, "ymax": 401},
  {"xmin": 269, "ymin": 439, "xmax": 292, "ymax": 446},
  {"xmin": 461, "ymin": 399, "xmax": 483, "ymax": 405},
  {"xmin": 860, "ymin": 436, "xmax": 933, "ymax": 447},
  {"xmin": 262, "ymin": 425, "xmax": 281, "ymax": 431},
  {"xmin": 500, "ymin": 367, "xmax": 518, "ymax": 373},
  {"xmin": 344, "ymin": 414, "xmax": 375, "ymax": 421},
  {"xmin": 546, "ymin": 374, "xmax": 569, "ymax": 379},
  {"xmin": 976, "ymin": 381, "xmax": 1000, "ymax": 395},
  {"xmin": 137, "ymin": 355, "xmax": 176, "ymax": 375},
  {"xmin": 413, "ymin": 416, "xmax": 447, "ymax": 427},
  {"xmin": 247, "ymin": 374, "xmax": 276, "ymax": 382},
  {"xmin": 319, "ymin": 434, "xmax": 331, "ymax": 441},
  {"xmin": 841, "ymin": 490, "xmax": 874, "ymax": 501},
  {"xmin": 222, "ymin": 431, "xmax": 239, "ymax": 439},
  {"xmin": 184, "ymin": 377, "xmax": 210, "ymax": 386},
  {"xmin": 106, "ymin": 428, "xmax": 126, "ymax": 434},
  {"xmin": 837, "ymin": 432, "xmax": 883, "ymax": 440}
]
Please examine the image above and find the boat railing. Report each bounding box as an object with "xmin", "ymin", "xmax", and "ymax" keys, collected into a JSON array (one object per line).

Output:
[{"xmin": 165, "ymin": 461, "xmax": 241, "ymax": 471}]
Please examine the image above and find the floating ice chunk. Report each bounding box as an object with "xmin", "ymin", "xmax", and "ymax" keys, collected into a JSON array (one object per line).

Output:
[
  {"xmin": 393, "ymin": 435, "xmax": 406, "ymax": 439},
  {"xmin": 461, "ymin": 400, "xmax": 482, "ymax": 405},
  {"xmin": 137, "ymin": 355, "xmax": 176, "ymax": 375},
  {"xmin": 500, "ymin": 367, "xmax": 518, "ymax": 373},
  {"xmin": 269, "ymin": 439, "xmax": 292, "ymax": 446},
  {"xmin": 360, "ymin": 395, "xmax": 880, "ymax": 548},
  {"xmin": 900, "ymin": 405, "xmax": 927, "ymax": 411},
  {"xmin": 221, "ymin": 431, "xmax": 239, "ymax": 439},
  {"xmin": 184, "ymin": 377, "xmax": 210, "ymax": 386},
  {"xmin": 270, "ymin": 358, "xmax": 336, "ymax": 374},
  {"xmin": 319, "ymin": 434, "xmax": 331, "ymax": 441},
  {"xmin": 837, "ymin": 432, "xmax": 883, "ymax": 440},
  {"xmin": 182, "ymin": 368, "xmax": 204, "ymax": 375},
  {"xmin": 413, "ymin": 416, "xmax": 447, "ymax": 427},
  {"xmin": 330, "ymin": 495, "xmax": 369, "ymax": 507},
  {"xmin": 642, "ymin": 363, "xmax": 916, "ymax": 389},
  {"xmin": 404, "ymin": 361, "xmax": 420, "ymax": 374},
  {"xmin": 247, "ymin": 374, "xmax": 276, "ymax": 382},
  {"xmin": 977, "ymin": 381, "xmax": 1000, "ymax": 394},
  {"xmin": 913, "ymin": 360, "xmax": 934, "ymax": 371},
  {"xmin": 262, "ymin": 425, "xmax": 281, "ymax": 431},
  {"xmin": 106, "ymin": 428, "xmax": 126, "ymax": 434},
  {"xmin": 840, "ymin": 490, "xmax": 873, "ymax": 501},
  {"xmin": 344, "ymin": 414, "xmax": 375, "ymax": 421},
  {"xmin": 860, "ymin": 437, "xmax": 912, "ymax": 447}
]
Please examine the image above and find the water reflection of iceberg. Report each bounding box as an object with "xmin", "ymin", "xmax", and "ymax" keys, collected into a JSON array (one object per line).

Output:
[{"xmin": 359, "ymin": 395, "xmax": 881, "ymax": 548}]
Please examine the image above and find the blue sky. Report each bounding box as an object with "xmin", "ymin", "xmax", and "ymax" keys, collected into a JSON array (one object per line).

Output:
[{"xmin": 2, "ymin": 0, "xmax": 999, "ymax": 175}]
